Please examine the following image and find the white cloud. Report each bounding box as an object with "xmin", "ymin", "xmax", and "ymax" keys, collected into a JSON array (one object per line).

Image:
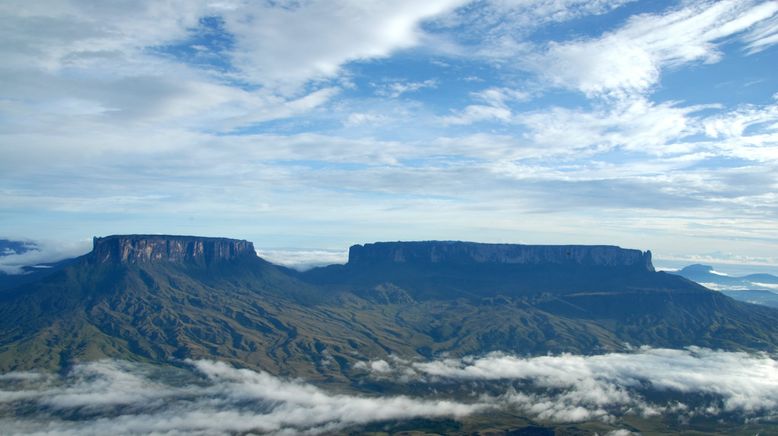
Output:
[
  {"xmin": 376, "ymin": 79, "xmax": 438, "ymax": 98},
  {"xmin": 703, "ymin": 103, "xmax": 778, "ymax": 139},
  {"xmin": 0, "ymin": 239, "xmax": 90, "ymax": 274},
  {"xmin": 0, "ymin": 2, "xmax": 351, "ymax": 140},
  {"xmin": 658, "ymin": 252, "xmax": 778, "ymax": 271},
  {"xmin": 516, "ymin": 96, "xmax": 706, "ymax": 156},
  {"xmin": 440, "ymin": 86, "xmax": 528, "ymax": 125},
  {"xmin": 358, "ymin": 347, "xmax": 778, "ymax": 422},
  {"xmin": 3, "ymin": 349, "xmax": 777, "ymax": 433},
  {"xmin": 506, "ymin": 95, "xmax": 778, "ymax": 164},
  {"xmin": 473, "ymin": 87, "xmax": 529, "ymax": 106},
  {"xmin": 256, "ymin": 249, "xmax": 348, "ymax": 271},
  {"xmin": 0, "ymin": 0, "xmax": 466, "ymax": 89},
  {"xmin": 441, "ymin": 103, "xmax": 512, "ymax": 124},
  {"xmin": 437, "ymin": 0, "xmax": 636, "ymax": 59},
  {"xmin": 742, "ymin": 8, "xmax": 778, "ymax": 53},
  {"xmin": 531, "ymin": 0, "xmax": 778, "ymax": 97},
  {"xmin": 752, "ymin": 282, "xmax": 778, "ymax": 290},
  {"xmin": 0, "ymin": 0, "xmax": 207, "ymax": 73},
  {"xmin": 0, "ymin": 347, "xmax": 778, "ymax": 435},
  {"xmin": 221, "ymin": 0, "xmax": 468, "ymax": 88},
  {"xmin": 344, "ymin": 112, "xmax": 391, "ymax": 126},
  {"xmin": 0, "ymin": 359, "xmax": 487, "ymax": 435},
  {"xmin": 0, "ymin": 0, "xmax": 470, "ymax": 140}
]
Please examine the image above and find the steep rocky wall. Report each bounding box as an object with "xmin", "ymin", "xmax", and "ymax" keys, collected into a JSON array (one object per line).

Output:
[
  {"xmin": 348, "ymin": 241, "xmax": 654, "ymax": 271},
  {"xmin": 91, "ymin": 235, "xmax": 256, "ymax": 265}
]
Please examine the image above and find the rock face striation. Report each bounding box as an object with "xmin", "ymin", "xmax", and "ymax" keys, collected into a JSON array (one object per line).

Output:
[
  {"xmin": 348, "ymin": 241, "xmax": 654, "ymax": 271},
  {"xmin": 90, "ymin": 235, "xmax": 256, "ymax": 265}
]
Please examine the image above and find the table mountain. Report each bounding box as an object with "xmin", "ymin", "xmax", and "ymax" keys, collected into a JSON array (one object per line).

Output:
[
  {"xmin": 1, "ymin": 236, "xmax": 777, "ymax": 379},
  {"xmin": 304, "ymin": 241, "xmax": 686, "ymax": 300},
  {"xmin": 348, "ymin": 241, "xmax": 655, "ymax": 268}
]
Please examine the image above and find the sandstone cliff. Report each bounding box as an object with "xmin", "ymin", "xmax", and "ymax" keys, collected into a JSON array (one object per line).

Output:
[
  {"xmin": 348, "ymin": 241, "xmax": 654, "ymax": 271},
  {"xmin": 91, "ymin": 235, "xmax": 256, "ymax": 265}
]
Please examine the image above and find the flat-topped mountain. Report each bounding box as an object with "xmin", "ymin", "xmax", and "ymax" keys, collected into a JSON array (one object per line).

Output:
[
  {"xmin": 348, "ymin": 241, "xmax": 654, "ymax": 270},
  {"xmin": 1, "ymin": 235, "xmax": 777, "ymax": 377},
  {"xmin": 304, "ymin": 241, "xmax": 682, "ymax": 300},
  {"xmin": 91, "ymin": 235, "xmax": 256, "ymax": 265}
]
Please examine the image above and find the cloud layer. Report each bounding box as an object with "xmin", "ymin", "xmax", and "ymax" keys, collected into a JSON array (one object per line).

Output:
[
  {"xmin": 1, "ymin": 348, "xmax": 777, "ymax": 434},
  {"xmin": 0, "ymin": 359, "xmax": 484, "ymax": 435},
  {"xmin": 0, "ymin": 239, "xmax": 90, "ymax": 274},
  {"xmin": 256, "ymin": 248, "xmax": 348, "ymax": 271},
  {"xmin": 356, "ymin": 347, "xmax": 778, "ymax": 423}
]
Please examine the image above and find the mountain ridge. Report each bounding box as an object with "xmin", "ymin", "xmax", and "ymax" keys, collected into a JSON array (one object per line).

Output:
[
  {"xmin": 91, "ymin": 234, "xmax": 256, "ymax": 265},
  {"xmin": 1, "ymin": 234, "xmax": 777, "ymax": 377},
  {"xmin": 348, "ymin": 241, "xmax": 654, "ymax": 270},
  {"xmin": 303, "ymin": 241, "xmax": 689, "ymax": 301},
  {"xmin": 672, "ymin": 263, "xmax": 778, "ymax": 290}
]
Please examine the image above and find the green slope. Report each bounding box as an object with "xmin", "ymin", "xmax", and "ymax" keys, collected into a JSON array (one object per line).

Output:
[{"xmin": 1, "ymin": 238, "xmax": 777, "ymax": 380}]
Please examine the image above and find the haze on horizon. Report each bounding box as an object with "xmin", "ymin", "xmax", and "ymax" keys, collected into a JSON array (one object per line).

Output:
[{"xmin": 1, "ymin": 0, "xmax": 778, "ymax": 272}]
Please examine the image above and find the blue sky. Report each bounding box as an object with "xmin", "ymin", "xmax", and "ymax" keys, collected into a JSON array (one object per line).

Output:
[{"xmin": 1, "ymin": 0, "xmax": 778, "ymax": 273}]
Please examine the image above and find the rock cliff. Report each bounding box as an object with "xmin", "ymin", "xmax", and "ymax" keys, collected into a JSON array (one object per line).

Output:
[
  {"xmin": 348, "ymin": 241, "xmax": 654, "ymax": 271},
  {"xmin": 90, "ymin": 235, "xmax": 256, "ymax": 265}
]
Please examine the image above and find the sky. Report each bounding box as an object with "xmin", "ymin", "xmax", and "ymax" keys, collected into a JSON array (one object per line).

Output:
[{"xmin": 1, "ymin": 0, "xmax": 778, "ymax": 272}]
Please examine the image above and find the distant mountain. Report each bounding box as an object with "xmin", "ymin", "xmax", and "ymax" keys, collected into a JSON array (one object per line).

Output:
[
  {"xmin": 721, "ymin": 290, "xmax": 778, "ymax": 309},
  {"xmin": 0, "ymin": 259, "xmax": 76, "ymax": 292},
  {"xmin": 669, "ymin": 264, "xmax": 778, "ymax": 311},
  {"xmin": 671, "ymin": 263, "xmax": 778, "ymax": 309},
  {"xmin": 0, "ymin": 239, "xmax": 34, "ymax": 256},
  {"xmin": 1, "ymin": 236, "xmax": 777, "ymax": 377},
  {"xmin": 0, "ymin": 239, "xmax": 76, "ymax": 292},
  {"xmin": 671, "ymin": 264, "xmax": 778, "ymax": 290}
]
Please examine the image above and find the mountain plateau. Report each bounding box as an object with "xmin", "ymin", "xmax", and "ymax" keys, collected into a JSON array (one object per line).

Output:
[{"xmin": 1, "ymin": 235, "xmax": 776, "ymax": 381}]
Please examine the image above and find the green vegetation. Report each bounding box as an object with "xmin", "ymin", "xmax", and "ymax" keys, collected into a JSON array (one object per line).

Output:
[{"xmin": 1, "ymin": 243, "xmax": 777, "ymax": 380}]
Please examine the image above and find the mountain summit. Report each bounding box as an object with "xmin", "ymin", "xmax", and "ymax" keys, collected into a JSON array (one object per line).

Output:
[
  {"xmin": 91, "ymin": 235, "xmax": 256, "ymax": 265},
  {"xmin": 348, "ymin": 241, "xmax": 654, "ymax": 270},
  {"xmin": 305, "ymin": 241, "xmax": 665, "ymax": 300}
]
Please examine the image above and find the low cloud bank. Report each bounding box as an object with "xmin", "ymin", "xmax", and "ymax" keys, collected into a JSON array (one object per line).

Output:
[
  {"xmin": 256, "ymin": 248, "xmax": 348, "ymax": 270},
  {"xmin": 0, "ymin": 239, "xmax": 90, "ymax": 274},
  {"xmin": 356, "ymin": 347, "xmax": 778, "ymax": 422},
  {"xmin": 1, "ymin": 348, "xmax": 776, "ymax": 434},
  {"xmin": 0, "ymin": 359, "xmax": 485, "ymax": 435}
]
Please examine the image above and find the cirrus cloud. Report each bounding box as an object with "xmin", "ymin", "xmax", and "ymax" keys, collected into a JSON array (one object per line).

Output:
[{"xmin": 530, "ymin": 0, "xmax": 778, "ymax": 98}]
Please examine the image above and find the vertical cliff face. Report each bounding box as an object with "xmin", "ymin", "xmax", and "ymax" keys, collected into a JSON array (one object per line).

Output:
[
  {"xmin": 348, "ymin": 241, "xmax": 654, "ymax": 271},
  {"xmin": 91, "ymin": 235, "xmax": 256, "ymax": 265}
]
